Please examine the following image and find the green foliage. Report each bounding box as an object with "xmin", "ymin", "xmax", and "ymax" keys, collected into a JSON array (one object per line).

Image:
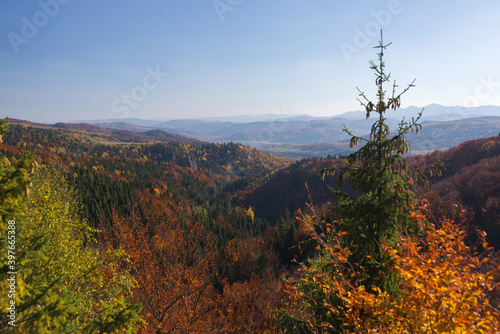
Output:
[
  {"xmin": 18, "ymin": 168, "xmax": 141, "ymax": 333},
  {"xmin": 272, "ymin": 208, "xmax": 299, "ymax": 265},
  {"xmin": 0, "ymin": 118, "xmax": 37, "ymax": 331},
  {"xmin": 318, "ymin": 35, "xmax": 438, "ymax": 289},
  {"xmin": 0, "ymin": 120, "xmax": 141, "ymax": 332},
  {"xmin": 197, "ymin": 192, "xmax": 270, "ymax": 249},
  {"xmin": 0, "ymin": 120, "xmax": 33, "ymax": 222}
]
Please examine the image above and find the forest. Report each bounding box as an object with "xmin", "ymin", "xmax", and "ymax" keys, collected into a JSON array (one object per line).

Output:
[{"xmin": 1, "ymin": 40, "xmax": 499, "ymax": 333}]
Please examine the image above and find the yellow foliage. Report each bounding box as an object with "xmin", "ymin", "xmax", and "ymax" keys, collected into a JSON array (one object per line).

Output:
[
  {"xmin": 283, "ymin": 204, "xmax": 500, "ymax": 333},
  {"xmin": 342, "ymin": 206, "xmax": 500, "ymax": 333},
  {"xmin": 246, "ymin": 207, "xmax": 255, "ymax": 222}
]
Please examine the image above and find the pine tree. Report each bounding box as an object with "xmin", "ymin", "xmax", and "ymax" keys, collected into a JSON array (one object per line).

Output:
[
  {"xmin": 319, "ymin": 32, "xmax": 439, "ymax": 290},
  {"xmin": 276, "ymin": 32, "xmax": 443, "ymax": 333},
  {"xmin": 272, "ymin": 208, "xmax": 298, "ymax": 265}
]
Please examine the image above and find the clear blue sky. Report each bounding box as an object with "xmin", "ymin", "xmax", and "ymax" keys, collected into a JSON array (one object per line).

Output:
[{"xmin": 1, "ymin": 1, "xmax": 500, "ymax": 123}]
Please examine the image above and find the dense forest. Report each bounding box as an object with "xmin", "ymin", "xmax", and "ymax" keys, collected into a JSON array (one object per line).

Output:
[{"xmin": 1, "ymin": 41, "xmax": 499, "ymax": 333}]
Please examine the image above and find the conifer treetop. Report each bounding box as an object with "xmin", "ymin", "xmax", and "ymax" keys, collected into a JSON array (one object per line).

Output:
[{"xmin": 356, "ymin": 31, "xmax": 415, "ymax": 121}]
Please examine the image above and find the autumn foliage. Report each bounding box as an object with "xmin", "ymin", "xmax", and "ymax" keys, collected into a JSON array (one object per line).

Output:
[
  {"xmin": 1, "ymin": 31, "xmax": 499, "ymax": 333},
  {"xmin": 345, "ymin": 204, "xmax": 500, "ymax": 333},
  {"xmin": 103, "ymin": 193, "xmax": 220, "ymax": 333},
  {"xmin": 103, "ymin": 192, "xmax": 286, "ymax": 333},
  {"xmin": 278, "ymin": 202, "xmax": 500, "ymax": 333}
]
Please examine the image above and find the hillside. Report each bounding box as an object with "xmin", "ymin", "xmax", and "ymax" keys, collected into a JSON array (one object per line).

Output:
[
  {"xmin": 76, "ymin": 105, "xmax": 500, "ymax": 158},
  {"xmin": 2, "ymin": 118, "xmax": 499, "ymax": 332},
  {"xmin": 232, "ymin": 157, "xmax": 342, "ymax": 224},
  {"xmin": 234, "ymin": 135, "xmax": 500, "ymax": 247},
  {"xmin": 1, "ymin": 121, "xmax": 293, "ymax": 234},
  {"xmin": 415, "ymin": 136, "xmax": 500, "ymax": 247},
  {"xmin": 0, "ymin": 119, "xmax": 295, "ymax": 332},
  {"xmin": 5, "ymin": 120, "xmax": 497, "ymax": 246},
  {"xmin": 256, "ymin": 116, "xmax": 500, "ymax": 158}
]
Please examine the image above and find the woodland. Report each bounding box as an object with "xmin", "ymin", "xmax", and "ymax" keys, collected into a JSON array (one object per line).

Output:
[{"xmin": 1, "ymin": 39, "xmax": 499, "ymax": 333}]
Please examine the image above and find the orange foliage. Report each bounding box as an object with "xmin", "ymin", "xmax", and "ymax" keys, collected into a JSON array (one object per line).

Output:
[
  {"xmin": 343, "ymin": 205, "xmax": 500, "ymax": 333},
  {"xmin": 219, "ymin": 275, "xmax": 286, "ymax": 333},
  {"xmin": 104, "ymin": 194, "xmax": 287, "ymax": 333},
  {"xmin": 107, "ymin": 200, "xmax": 223, "ymax": 333},
  {"xmin": 283, "ymin": 202, "xmax": 500, "ymax": 333}
]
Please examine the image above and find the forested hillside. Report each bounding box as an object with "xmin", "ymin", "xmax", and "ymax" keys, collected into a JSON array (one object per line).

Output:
[
  {"xmin": 2, "ymin": 38, "xmax": 499, "ymax": 333},
  {"xmin": 238, "ymin": 135, "xmax": 500, "ymax": 249},
  {"xmin": 233, "ymin": 157, "xmax": 343, "ymax": 224},
  {"xmin": 2, "ymin": 116, "xmax": 499, "ymax": 332},
  {"xmin": 417, "ymin": 136, "xmax": 500, "ymax": 248},
  {"xmin": 1, "ymin": 120, "xmax": 297, "ymax": 332},
  {"xmin": 2, "ymin": 122, "xmax": 292, "ymax": 236}
]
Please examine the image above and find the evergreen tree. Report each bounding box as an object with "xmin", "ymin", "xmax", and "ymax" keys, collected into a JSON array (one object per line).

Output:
[
  {"xmin": 0, "ymin": 118, "xmax": 40, "ymax": 331},
  {"xmin": 319, "ymin": 33, "xmax": 439, "ymax": 290},
  {"xmin": 272, "ymin": 208, "xmax": 298, "ymax": 265},
  {"xmin": 276, "ymin": 33, "xmax": 442, "ymax": 332}
]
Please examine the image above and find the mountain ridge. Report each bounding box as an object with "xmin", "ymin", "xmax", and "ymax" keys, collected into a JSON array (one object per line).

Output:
[{"xmin": 9, "ymin": 104, "xmax": 500, "ymax": 158}]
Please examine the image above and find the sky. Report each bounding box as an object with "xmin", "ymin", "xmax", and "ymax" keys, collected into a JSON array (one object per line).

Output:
[{"xmin": 1, "ymin": 1, "xmax": 500, "ymax": 123}]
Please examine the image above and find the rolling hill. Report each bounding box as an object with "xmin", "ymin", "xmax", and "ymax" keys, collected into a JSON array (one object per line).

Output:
[{"xmin": 73, "ymin": 104, "xmax": 500, "ymax": 158}]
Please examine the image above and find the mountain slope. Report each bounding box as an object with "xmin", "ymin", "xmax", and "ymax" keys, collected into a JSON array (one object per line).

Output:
[
  {"xmin": 255, "ymin": 116, "xmax": 500, "ymax": 158},
  {"xmin": 73, "ymin": 105, "xmax": 500, "ymax": 158},
  {"xmin": 1, "ymin": 121, "xmax": 293, "ymax": 230},
  {"xmin": 234, "ymin": 135, "xmax": 500, "ymax": 246}
]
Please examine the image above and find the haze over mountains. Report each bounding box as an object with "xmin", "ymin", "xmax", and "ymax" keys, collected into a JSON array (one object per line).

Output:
[{"xmin": 72, "ymin": 104, "xmax": 499, "ymax": 158}]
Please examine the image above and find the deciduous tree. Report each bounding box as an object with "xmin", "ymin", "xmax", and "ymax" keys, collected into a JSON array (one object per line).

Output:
[
  {"xmin": 105, "ymin": 195, "xmax": 223, "ymax": 333},
  {"xmin": 1, "ymin": 119, "xmax": 141, "ymax": 333},
  {"xmin": 278, "ymin": 202, "xmax": 500, "ymax": 333}
]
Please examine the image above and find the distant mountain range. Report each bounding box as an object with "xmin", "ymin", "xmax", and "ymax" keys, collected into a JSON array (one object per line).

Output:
[
  {"xmin": 337, "ymin": 104, "xmax": 500, "ymax": 121},
  {"xmin": 259, "ymin": 116, "xmax": 500, "ymax": 158},
  {"xmin": 70, "ymin": 104, "xmax": 500, "ymax": 158}
]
